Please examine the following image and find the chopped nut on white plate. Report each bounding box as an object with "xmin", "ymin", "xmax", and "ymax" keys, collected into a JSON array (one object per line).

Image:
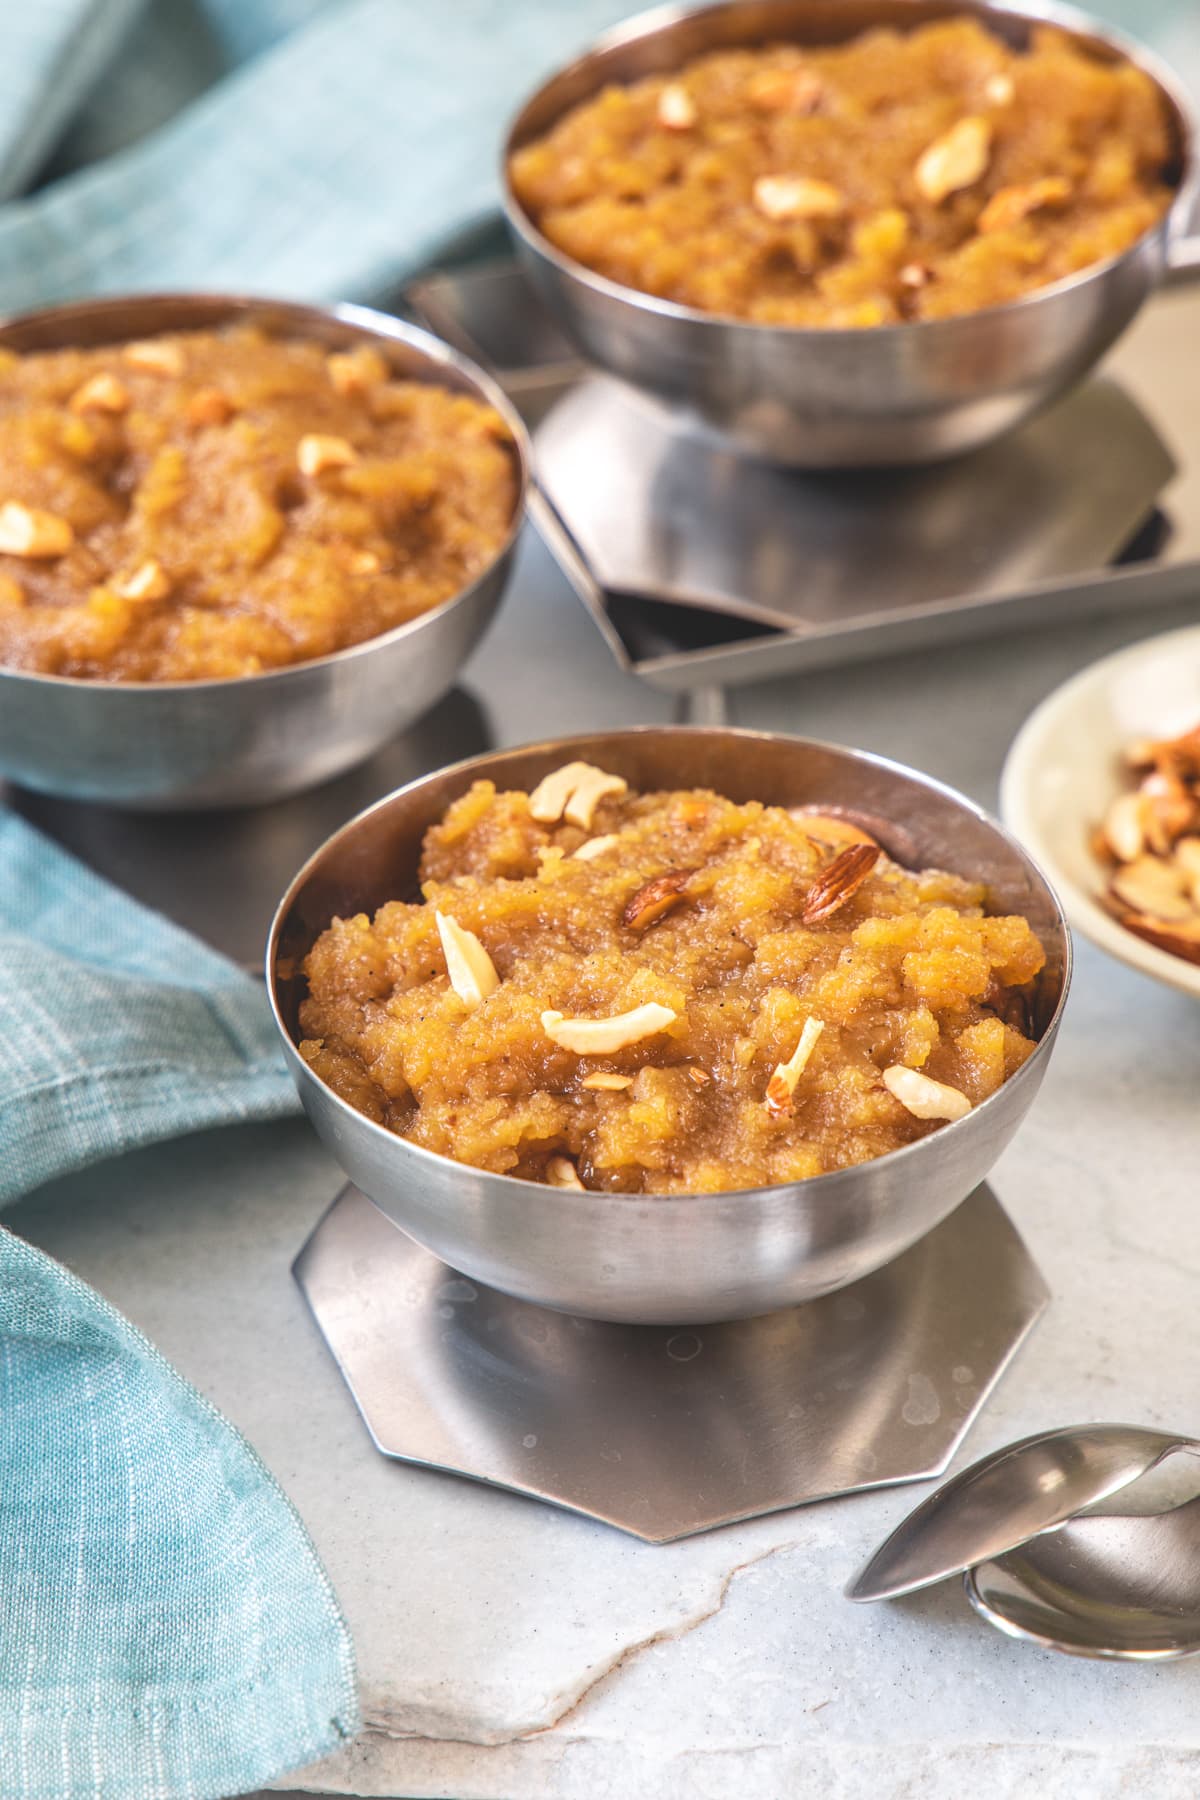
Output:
[
  {"xmin": 1101, "ymin": 790, "xmax": 1148, "ymax": 863},
  {"xmin": 572, "ymin": 833, "xmax": 621, "ymax": 862},
  {"xmin": 765, "ymin": 1016, "xmax": 824, "ymax": 1117},
  {"xmin": 541, "ymin": 1002, "xmax": 677, "ymax": 1056},
  {"xmin": 581, "ymin": 1071, "xmax": 633, "ymax": 1091},
  {"xmin": 753, "ymin": 175, "xmax": 845, "ymax": 222},
  {"xmin": 882, "ymin": 1065, "xmax": 972, "ymax": 1122},
  {"xmin": 297, "ymin": 433, "xmax": 358, "ymax": 476},
  {"xmin": 0, "ymin": 501, "xmax": 74, "ymax": 558},
  {"xmin": 914, "ymin": 116, "xmax": 991, "ymax": 204},
  {"xmin": 1109, "ymin": 854, "xmax": 1193, "ymax": 924},
  {"xmin": 528, "ymin": 761, "xmax": 628, "ymax": 830},
  {"xmin": 657, "ymin": 83, "xmax": 697, "ymax": 130},
  {"xmin": 122, "ymin": 340, "xmax": 185, "ymax": 377},
  {"xmin": 546, "ymin": 1155, "xmax": 586, "ymax": 1189},
  {"xmin": 69, "ymin": 372, "xmax": 129, "ymax": 414},
  {"xmin": 435, "ymin": 911, "xmax": 499, "ymax": 1008},
  {"xmin": 111, "ymin": 559, "xmax": 170, "ymax": 602}
]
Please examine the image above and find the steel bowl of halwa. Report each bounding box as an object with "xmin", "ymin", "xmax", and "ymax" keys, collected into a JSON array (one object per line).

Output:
[
  {"xmin": 0, "ymin": 294, "xmax": 529, "ymax": 807},
  {"xmin": 503, "ymin": 0, "xmax": 1194, "ymax": 465},
  {"xmin": 268, "ymin": 727, "xmax": 1070, "ymax": 1323}
]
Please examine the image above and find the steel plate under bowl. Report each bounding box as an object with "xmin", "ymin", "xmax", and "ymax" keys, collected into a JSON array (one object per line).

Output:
[{"xmin": 294, "ymin": 1181, "xmax": 1048, "ymax": 1541}]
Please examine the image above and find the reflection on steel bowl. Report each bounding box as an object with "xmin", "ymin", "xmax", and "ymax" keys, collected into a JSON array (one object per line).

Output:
[
  {"xmin": 502, "ymin": 0, "xmax": 1196, "ymax": 465},
  {"xmin": 0, "ymin": 295, "xmax": 529, "ymax": 808},
  {"xmin": 269, "ymin": 728, "xmax": 1071, "ymax": 1324}
]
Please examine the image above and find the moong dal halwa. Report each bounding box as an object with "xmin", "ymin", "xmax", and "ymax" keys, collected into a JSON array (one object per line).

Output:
[
  {"xmin": 508, "ymin": 19, "xmax": 1175, "ymax": 326},
  {"xmin": 0, "ymin": 328, "xmax": 517, "ymax": 681},
  {"xmin": 298, "ymin": 765, "xmax": 1048, "ymax": 1194}
]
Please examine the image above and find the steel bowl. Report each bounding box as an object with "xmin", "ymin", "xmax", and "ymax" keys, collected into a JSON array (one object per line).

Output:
[
  {"xmin": 0, "ymin": 294, "xmax": 530, "ymax": 808},
  {"xmin": 502, "ymin": 0, "xmax": 1196, "ymax": 467},
  {"xmin": 268, "ymin": 727, "xmax": 1070, "ymax": 1324}
]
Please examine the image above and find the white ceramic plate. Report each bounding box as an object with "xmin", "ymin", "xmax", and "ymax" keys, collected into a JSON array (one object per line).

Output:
[{"xmin": 1001, "ymin": 623, "xmax": 1200, "ymax": 1001}]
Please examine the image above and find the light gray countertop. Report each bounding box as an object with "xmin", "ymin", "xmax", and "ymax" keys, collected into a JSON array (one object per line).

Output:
[{"xmin": 9, "ymin": 504, "xmax": 1200, "ymax": 1796}]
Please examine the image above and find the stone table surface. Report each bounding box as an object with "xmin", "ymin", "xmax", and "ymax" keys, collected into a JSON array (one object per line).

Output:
[{"xmin": 11, "ymin": 415, "xmax": 1200, "ymax": 1795}]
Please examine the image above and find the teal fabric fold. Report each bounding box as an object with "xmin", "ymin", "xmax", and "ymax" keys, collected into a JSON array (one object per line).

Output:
[
  {"xmin": 0, "ymin": 1229, "xmax": 359, "ymax": 1800},
  {"xmin": 0, "ymin": 811, "xmax": 301, "ymax": 1208}
]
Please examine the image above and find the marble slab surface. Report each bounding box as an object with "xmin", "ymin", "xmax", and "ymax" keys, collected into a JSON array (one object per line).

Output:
[{"xmin": 10, "ymin": 496, "xmax": 1200, "ymax": 1796}]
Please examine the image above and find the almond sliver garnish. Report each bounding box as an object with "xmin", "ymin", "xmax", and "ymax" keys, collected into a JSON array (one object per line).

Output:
[
  {"xmin": 435, "ymin": 911, "xmax": 499, "ymax": 1008},
  {"xmin": 546, "ymin": 1155, "xmax": 586, "ymax": 1190},
  {"xmin": 573, "ymin": 834, "xmax": 621, "ymax": 862},
  {"xmin": 883, "ymin": 1065, "xmax": 972, "ymax": 1122},
  {"xmin": 581, "ymin": 1072, "xmax": 633, "ymax": 1091},
  {"xmin": 765, "ymin": 1016, "xmax": 824, "ymax": 1116},
  {"xmin": 541, "ymin": 1003, "xmax": 677, "ymax": 1056}
]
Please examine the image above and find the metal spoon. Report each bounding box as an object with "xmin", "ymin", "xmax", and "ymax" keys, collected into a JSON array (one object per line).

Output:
[
  {"xmin": 965, "ymin": 1493, "xmax": 1200, "ymax": 1661},
  {"xmin": 847, "ymin": 1424, "xmax": 1200, "ymax": 1603}
]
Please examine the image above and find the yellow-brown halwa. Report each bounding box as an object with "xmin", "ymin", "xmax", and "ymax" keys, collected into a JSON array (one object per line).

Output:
[
  {"xmin": 0, "ymin": 327, "xmax": 517, "ymax": 681},
  {"xmin": 509, "ymin": 19, "xmax": 1174, "ymax": 326},
  {"xmin": 298, "ymin": 771, "xmax": 1047, "ymax": 1195}
]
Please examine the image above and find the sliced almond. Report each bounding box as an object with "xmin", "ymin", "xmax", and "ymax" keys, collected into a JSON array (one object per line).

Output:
[
  {"xmin": 111, "ymin": 558, "xmax": 170, "ymax": 602},
  {"xmin": 978, "ymin": 177, "xmax": 1071, "ymax": 234},
  {"xmin": 546, "ymin": 1155, "xmax": 586, "ymax": 1190},
  {"xmin": 1173, "ymin": 837, "xmax": 1200, "ymax": 882},
  {"xmin": 0, "ymin": 501, "xmax": 73, "ymax": 558},
  {"xmin": 1109, "ymin": 854, "xmax": 1192, "ymax": 923},
  {"xmin": 765, "ymin": 1016, "xmax": 824, "ymax": 1117},
  {"xmin": 297, "ymin": 433, "xmax": 358, "ymax": 476},
  {"xmin": 326, "ymin": 346, "xmax": 388, "ymax": 395},
  {"xmin": 622, "ymin": 867, "xmax": 696, "ymax": 932},
  {"xmin": 747, "ymin": 66, "xmax": 823, "ymax": 115},
  {"xmin": 657, "ymin": 83, "xmax": 697, "ymax": 130},
  {"xmin": 789, "ymin": 808, "xmax": 879, "ymax": 850},
  {"xmin": 69, "ymin": 372, "xmax": 129, "ymax": 414},
  {"xmin": 435, "ymin": 910, "xmax": 500, "ymax": 1008},
  {"xmin": 528, "ymin": 761, "xmax": 628, "ymax": 829},
  {"xmin": 1121, "ymin": 913, "xmax": 1200, "ymax": 966},
  {"xmin": 1101, "ymin": 791, "xmax": 1147, "ymax": 863},
  {"xmin": 572, "ymin": 833, "xmax": 620, "ymax": 862},
  {"xmin": 882, "ymin": 1065, "xmax": 972, "ymax": 1122},
  {"xmin": 122, "ymin": 340, "xmax": 184, "ymax": 377},
  {"xmin": 1138, "ymin": 771, "xmax": 1195, "ymax": 851},
  {"xmin": 984, "ymin": 72, "xmax": 1015, "ymax": 106},
  {"xmin": 753, "ymin": 175, "xmax": 845, "ymax": 222},
  {"xmin": 186, "ymin": 387, "xmax": 236, "ymax": 427},
  {"xmin": 914, "ymin": 116, "xmax": 992, "ymax": 204},
  {"xmin": 581, "ymin": 1072, "xmax": 633, "ymax": 1091},
  {"xmin": 541, "ymin": 1003, "xmax": 677, "ymax": 1056},
  {"xmin": 800, "ymin": 842, "xmax": 880, "ymax": 925}
]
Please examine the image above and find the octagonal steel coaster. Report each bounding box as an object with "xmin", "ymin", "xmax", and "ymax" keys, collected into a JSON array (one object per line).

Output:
[{"xmin": 294, "ymin": 1184, "xmax": 1047, "ymax": 1543}]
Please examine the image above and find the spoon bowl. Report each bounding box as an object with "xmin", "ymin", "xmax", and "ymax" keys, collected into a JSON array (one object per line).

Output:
[{"xmin": 965, "ymin": 1491, "xmax": 1200, "ymax": 1660}]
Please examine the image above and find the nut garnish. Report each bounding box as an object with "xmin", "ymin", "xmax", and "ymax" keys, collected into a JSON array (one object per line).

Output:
[
  {"xmin": 573, "ymin": 833, "xmax": 620, "ymax": 862},
  {"xmin": 753, "ymin": 175, "xmax": 845, "ymax": 222},
  {"xmin": 546, "ymin": 1155, "xmax": 586, "ymax": 1189},
  {"xmin": 1121, "ymin": 915, "xmax": 1200, "ymax": 966},
  {"xmin": 882, "ymin": 1065, "xmax": 972, "ymax": 1122},
  {"xmin": 978, "ymin": 177, "xmax": 1071, "ymax": 234},
  {"xmin": 765, "ymin": 1016, "xmax": 824, "ymax": 1117},
  {"xmin": 1095, "ymin": 723, "xmax": 1200, "ymax": 965},
  {"xmin": 789, "ymin": 809, "xmax": 880, "ymax": 850},
  {"xmin": 800, "ymin": 842, "xmax": 880, "ymax": 924},
  {"xmin": 435, "ymin": 910, "xmax": 500, "ymax": 1008},
  {"xmin": 581, "ymin": 1072, "xmax": 633, "ymax": 1091},
  {"xmin": 541, "ymin": 1003, "xmax": 677, "ymax": 1056},
  {"xmin": 123, "ymin": 340, "xmax": 185, "ymax": 377},
  {"xmin": 622, "ymin": 867, "xmax": 697, "ymax": 932},
  {"xmin": 111, "ymin": 559, "xmax": 170, "ymax": 602},
  {"xmin": 914, "ymin": 116, "xmax": 992, "ymax": 204},
  {"xmin": 186, "ymin": 387, "xmax": 236, "ymax": 427},
  {"xmin": 747, "ymin": 66, "xmax": 823, "ymax": 115},
  {"xmin": 687, "ymin": 1066, "xmax": 712, "ymax": 1088},
  {"xmin": 657, "ymin": 83, "xmax": 697, "ymax": 130},
  {"xmin": 69, "ymin": 372, "xmax": 129, "ymax": 414},
  {"xmin": 297, "ymin": 433, "xmax": 358, "ymax": 476},
  {"xmin": 327, "ymin": 346, "xmax": 389, "ymax": 395},
  {"xmin": 1108, "ymin": 854, "xmax": 1193, "ymax": 924},
  {"xmin": 984, "ymin": 72, "xmax": 1015, "ymax": 106},
  {"xmin": 0, "ymin": 501, "xmax": 74, "ymax": 558},
  {"xmin": 1101, "ymin": 791, "xmax": 1148, "ymax": 862},
  {"xmin": 528, "ymin": 761, "xmax": 628, "ymax": 830}
]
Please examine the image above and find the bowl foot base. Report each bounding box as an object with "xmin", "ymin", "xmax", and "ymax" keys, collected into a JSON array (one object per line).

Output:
[{"xmin": 293, "ymin": 1183, "xmax": 1047, "ymax": 1542}]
